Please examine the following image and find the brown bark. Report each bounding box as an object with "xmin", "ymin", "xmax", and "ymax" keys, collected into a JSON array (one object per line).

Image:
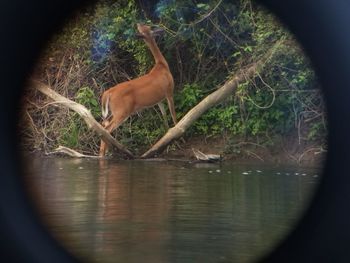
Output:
[{"xmin": 30, "ymin": 79, "xmax": 134, "ymax": 159}]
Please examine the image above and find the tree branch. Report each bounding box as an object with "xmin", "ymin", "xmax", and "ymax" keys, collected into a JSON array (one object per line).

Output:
[{"xmin": 29, "ymin": 79, "xmax": 134, "ymax": 159}]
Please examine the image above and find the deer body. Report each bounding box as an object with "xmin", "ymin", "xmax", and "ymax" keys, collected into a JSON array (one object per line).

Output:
[{"xmin": 99, "ymin": 24, "xmax": 177, "ymax": 157}]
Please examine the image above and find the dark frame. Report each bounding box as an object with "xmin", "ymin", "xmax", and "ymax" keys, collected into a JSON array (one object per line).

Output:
[{"xmin": 1, "ymin": 0, "xmax": 350, "ymax": 262}]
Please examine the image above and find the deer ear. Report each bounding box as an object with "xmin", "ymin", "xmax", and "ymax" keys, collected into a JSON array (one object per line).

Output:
[
  {"xmin": 135, "ymin": 32, "xmax": 145, "ymax": 39},
  {"xmin": 151, "ymin": 28, "xmax": 165, "ymax": 37}
]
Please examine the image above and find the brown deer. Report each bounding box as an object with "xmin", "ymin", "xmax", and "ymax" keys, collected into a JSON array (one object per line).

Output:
[{"xmin": 99, "ymin": 23, "xmax": 177, "ymax": 156}]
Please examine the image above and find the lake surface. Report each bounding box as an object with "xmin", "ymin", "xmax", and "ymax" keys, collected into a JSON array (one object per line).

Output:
[{"xmin": 24, "ymin": 158, "xmax": 320, "ymax": 263}]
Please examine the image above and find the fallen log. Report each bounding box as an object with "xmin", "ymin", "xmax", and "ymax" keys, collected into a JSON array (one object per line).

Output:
[
  {"xmin": 141, "ymin": 62, "xmax": 261, "ymax": 158},
  {"xmin": 30, "ymin": 79, "xmax": 134, "ymax": 159}
]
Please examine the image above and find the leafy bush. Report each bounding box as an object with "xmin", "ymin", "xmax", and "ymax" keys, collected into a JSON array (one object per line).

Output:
[{"xmin": 75, "ymin": 87, "xmax": 101, "ymax": 117}]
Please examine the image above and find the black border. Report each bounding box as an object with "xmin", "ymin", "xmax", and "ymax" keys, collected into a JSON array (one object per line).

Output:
[
  {"xmin": 1, "ymin": 0, "xmax": 350, "ymax": 262},
  {"xmin": 260, "ymin": 1, "xmax": 350, "ymax": 261}
]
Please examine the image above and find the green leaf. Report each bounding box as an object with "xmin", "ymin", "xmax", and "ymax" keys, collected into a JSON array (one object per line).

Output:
[{"xmin": 197, "ymin": 3, "xmax": 207, "ymax": 9}]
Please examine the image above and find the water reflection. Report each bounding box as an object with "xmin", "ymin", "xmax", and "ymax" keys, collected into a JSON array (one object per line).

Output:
[{"xmin": 25, "ymin": 158, "xmax": 319, "ymax": 263}]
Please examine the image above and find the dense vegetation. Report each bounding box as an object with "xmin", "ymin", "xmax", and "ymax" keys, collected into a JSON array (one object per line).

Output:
[{"xmin": 21, "ymin": 0, "xmax": 327, "ymax": 159}]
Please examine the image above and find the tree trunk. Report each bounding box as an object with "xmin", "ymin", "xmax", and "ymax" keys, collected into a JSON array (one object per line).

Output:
[
  {"xmin": 141, "ymin": 62, "xmax": 260, "ymax": 158},
  {"xmin": 30, "ymin": 79, "xmax": 134, "ymax": 159}
]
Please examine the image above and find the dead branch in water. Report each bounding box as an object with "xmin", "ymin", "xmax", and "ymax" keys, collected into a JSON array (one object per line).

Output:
[
  {"xmin": 29, "ymin": 79, "xmax": 134, "ymax": 159},
  {"xmin": 48, "ymin": 146, "xmax": 101, "ymax": 158}
]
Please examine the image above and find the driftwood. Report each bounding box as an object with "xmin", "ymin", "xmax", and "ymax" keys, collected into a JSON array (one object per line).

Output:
[
  {"xmin": 30, "ymin": 80, "xmax": 134, "ymax": 159},
  {"xmin": 49, "ymin": 146, "xmax": 101, "ymax": 158},
  {"xmin": 141, "ymin": 62, "xmax": 261, "ymax": 158},
  {"xmin": 192, "ymin": 148, "xmax": 221, "ymax": 162}
]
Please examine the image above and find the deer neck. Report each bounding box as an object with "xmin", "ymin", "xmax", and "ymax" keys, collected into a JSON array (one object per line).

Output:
[{"xmin": 145, "ymin": 37, "xmax": 168, "ymax": 68}]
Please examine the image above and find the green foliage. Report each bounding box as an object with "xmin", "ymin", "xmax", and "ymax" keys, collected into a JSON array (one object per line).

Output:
[
  {"xmin": 195, "ymin": 105, "xmax": 240, "ymax": 135},
  {"xmin": 58, "ymin": 115, "xmax": 84, "ymax": 148},
  {"xmin": 308, "ymin": 121, "xmax": 327, "ymax": 141},
  {"xmin": 116, "ymin": 110, "xmax": 167, "ymax": 154},
  {"xmin": 175, "ymin": 83, "xmax": 203, "ymax": 115},
  {"xmin": 92, "ymin": 1, "xmax": 152, "ymax": 74},
  {"xmin": 75, "ymin": 87, "xmax": 100, "ymax": 117}
]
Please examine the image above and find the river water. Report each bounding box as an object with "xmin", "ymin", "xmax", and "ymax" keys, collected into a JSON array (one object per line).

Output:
[{"xmin": 24, "ymin": 157, "xmax": 320, "ymax": 263}]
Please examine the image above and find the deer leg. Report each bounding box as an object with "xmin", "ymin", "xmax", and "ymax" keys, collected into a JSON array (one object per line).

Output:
[
  {"xmin": 99, "ymin": 117, "xmax": 112, "ymax": 156},
  {"xmin": 157, "ymin": 102, "xmax": 169, "ymax": 130},
  {"xmin": 99, "ymin": 115, "xmax": 126, "ymax": 157},
  {"xmin": 99, "ymin": 139, "xmax": 108, "ymax": 157},
  {"xmin": 101, "ymin": 116, "xmax": 112, "ymax": 128},
  {"xmin": 166, "ymin": 96, "xmax": 177, "ymax": 126},
  {"xmin": 166, "ymin": 95, "xmax": 186, "ymax": 143}
]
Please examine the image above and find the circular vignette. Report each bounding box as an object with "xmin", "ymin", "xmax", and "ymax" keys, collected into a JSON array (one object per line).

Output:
[
  {"xmin": 0, "ymin": 1, "xmax": 92, "ymax": 262},
  {"xmin": 0, "ymin": 0, "xmax": 350, "ymax": 262},
  {"xmin": 259, "ymin": 1, "xmax": 350, "ymax": 262}
]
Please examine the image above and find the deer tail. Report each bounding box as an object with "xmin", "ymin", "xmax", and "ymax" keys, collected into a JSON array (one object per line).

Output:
[{"xmin": 101, "ymin": 92, "xmax": 110, "ymax": 119}]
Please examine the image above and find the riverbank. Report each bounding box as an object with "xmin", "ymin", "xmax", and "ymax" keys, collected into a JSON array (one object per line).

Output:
[{"xmin": 160, "ymin": 135, "xmax": 326, "ymax": 167}]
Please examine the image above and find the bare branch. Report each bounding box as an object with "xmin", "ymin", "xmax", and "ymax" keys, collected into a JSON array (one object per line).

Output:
[
  {"xmin": 48, "ymin": 145, "xmax": 101, "ymax": 158},
  {"xmin": 29, "ymin": 79, "xmax": 134, "ymax": 159}
]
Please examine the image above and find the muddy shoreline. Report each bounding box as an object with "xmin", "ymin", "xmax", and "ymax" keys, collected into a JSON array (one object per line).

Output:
[{"xmin": 22, "ymin": 135, "xmax": 326, "ymax": 168}]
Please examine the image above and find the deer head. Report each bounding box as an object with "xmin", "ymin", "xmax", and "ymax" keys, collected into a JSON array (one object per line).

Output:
[{"xmin": 135, "ymin": 23, "xmax": 164, "ymax": 39}]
